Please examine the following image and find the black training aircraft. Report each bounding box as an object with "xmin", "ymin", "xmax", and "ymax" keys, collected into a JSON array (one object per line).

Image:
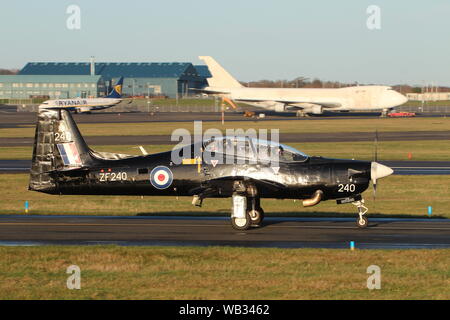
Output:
[{"xmin": 29, "ymin": 107, "xmax": 393, "ymax": 230}]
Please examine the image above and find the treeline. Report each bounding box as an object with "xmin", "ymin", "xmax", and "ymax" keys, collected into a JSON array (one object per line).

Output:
[
  {"xmin": 240, "ymin": 78, "xmax": 450, "ymax": 93},
  {"xmin": 0, "ymin": 69, "xmax": 19, "ymax": 75}
]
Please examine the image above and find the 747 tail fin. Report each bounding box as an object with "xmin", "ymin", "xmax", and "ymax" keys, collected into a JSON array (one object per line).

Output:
[{"xmin": 198, "ymin": 56, "xmax": 243, "ymax": 89}]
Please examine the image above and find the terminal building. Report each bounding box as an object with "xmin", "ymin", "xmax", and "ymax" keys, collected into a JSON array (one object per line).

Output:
[
  {"xmin": 0, "ymin": 75, "xmax": 104, "ymax": 100},
  {"xmin": 0, "ymin": 60, "xmax": 209, "ymax": 100}
]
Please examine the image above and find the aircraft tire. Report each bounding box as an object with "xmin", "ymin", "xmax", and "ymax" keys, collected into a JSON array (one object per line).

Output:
[
  {"xmin": 249, "ymin": 208, "xmax": 265, "ymax": 226},
  {"xmin": 231, "ymin": 213, "xmax": 252, "ymax": 231},
  {"xmin": 356, "ymin": 216, "xmax": 368, "ymax": 228}
]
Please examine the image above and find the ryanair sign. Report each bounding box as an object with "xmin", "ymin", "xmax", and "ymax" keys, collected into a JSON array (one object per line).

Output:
[{"xmin": 55, "ymin": 99, "xmax": 88, "ymax": 107}]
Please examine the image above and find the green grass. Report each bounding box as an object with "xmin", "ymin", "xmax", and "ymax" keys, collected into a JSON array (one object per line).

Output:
[
  {"xmin": 0, "ymin": 246, "xmax": 448, "ymax": 299},
  {"xmin": 1, "ymin": 140, "xmax": 449, "ymax": 161},
  {"xmin": 405, "ymin": 100, "xmax": 450, "ymax": 107},
  {"xmin": 1, "ymin": 118, "xmax": 450, "ymax": 138},
  {"xmin": 150, "ymin": 98, "xmax": 216, "ymax": 107},
  {"xmin": 1, "ymin": 174, "xmax": 449, "ymax": 218}
]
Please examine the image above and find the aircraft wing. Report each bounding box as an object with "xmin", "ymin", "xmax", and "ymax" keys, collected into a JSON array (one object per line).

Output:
[
  {"xmin": 205, "ymin": 175, "xmax": 288, "ymax": 192},
  {"xmin": 236, "ymin": 98, "xmax": 341, "ymax": 109},
  {"xmin": 189, "ymin": 87, "xmax": 231, "ymax": 94},
  {"xmin": 286, "ymin": 102, "xmax": 342, "ymax": 110}
]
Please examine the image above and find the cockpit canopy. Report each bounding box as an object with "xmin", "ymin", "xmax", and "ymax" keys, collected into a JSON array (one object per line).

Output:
[{"xmin": 203, "ymin": 136, "xmax": 308, "ymax": 163}]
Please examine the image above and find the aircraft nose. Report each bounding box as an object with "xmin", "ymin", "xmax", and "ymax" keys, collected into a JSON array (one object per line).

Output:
[
  {"xmin": 381, "ymin": 90, "xmax": 408, "ymax": 108},
  {"xmin": 395, "ymin": 92, "xmax": 408, "ymax": 106},
  {"xmin": 371, "ymin": 162, "xmax": 394, "ymax": 182}
]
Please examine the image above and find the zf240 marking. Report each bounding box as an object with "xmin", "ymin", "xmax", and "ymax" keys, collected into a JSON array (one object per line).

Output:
[
  {"xmin": 99, "ymin": 172, "xmax": 128, "ymax": 182},
  {"xmin": 338, "ymin": 183, "xmax": 356, "ymax": 192}
]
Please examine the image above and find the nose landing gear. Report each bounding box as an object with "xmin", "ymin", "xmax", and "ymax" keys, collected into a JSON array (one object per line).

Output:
[{"xmin": 352, "ymin": 199, "xmax": 369, "ymax": 228}]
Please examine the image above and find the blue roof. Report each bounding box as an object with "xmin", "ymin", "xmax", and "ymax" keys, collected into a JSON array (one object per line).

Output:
[
  {"xmin": 19, "ymin": 62, "xmax": 201, "ymax": 79},
  {"xmin": 194, "ymin": 65, "xmax": 211, "ymax": 78}
]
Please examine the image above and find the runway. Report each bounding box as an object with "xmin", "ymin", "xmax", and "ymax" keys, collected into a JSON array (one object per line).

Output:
[
  {"xmin": 0, "ymin": 111, "xmax": 385, "ymax": 128},
  {"xmin": 1, "ymin": 159, "xmax": 450, "ymax": 174},
  {"xmin": 2, "ymin": 131, "xmax": 450, "ymax": 147},
  {"xmin": 0, "ymin": 110, "xmax": 411, "ymax": 128},
  {"xmin": 1, "ymin": 109, "xmax": 449, "ymax": 128},
  {"xmin": 0, "ymin": 215, "xmax": 448, "ymax": 249}
]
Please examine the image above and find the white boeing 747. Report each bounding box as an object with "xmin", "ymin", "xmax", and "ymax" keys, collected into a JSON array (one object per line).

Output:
[
  {"xmin": 39, "ymin": 77, "xmax": 124, "ymax": 113},
  {"xmin": 198, "ymin": 56, "xmax": 407, "ymax": 116}
]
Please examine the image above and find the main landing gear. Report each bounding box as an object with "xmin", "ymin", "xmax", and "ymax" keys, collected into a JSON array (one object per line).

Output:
[
  {"xmin": 230, "ymin": 195, "xmax": 264, "ymax": 231},
  {"xmin": 352, "ymin": 199, "xmax": 369, "ymax": 228}
]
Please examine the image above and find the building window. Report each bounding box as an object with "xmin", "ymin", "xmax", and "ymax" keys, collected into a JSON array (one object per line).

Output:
[
  {"xmin": 62, "ymin": 83, "xmax": 68, "ymax": 88},
  {"xmin": 12, "ymin": 83, "xmax": 19, "ymax": 88},
  {"xmin": 0, "ymin": 83, "xmax": 3, "ymax": 88},
  {"xmin": 55, "ymin": 83, "xmax": 61, "ymax": 88}
]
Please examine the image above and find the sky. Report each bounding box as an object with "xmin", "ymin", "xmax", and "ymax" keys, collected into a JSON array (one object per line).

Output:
[{"xmin": 1, "ymin": 0, "xmax": 449, "ymax": 86}]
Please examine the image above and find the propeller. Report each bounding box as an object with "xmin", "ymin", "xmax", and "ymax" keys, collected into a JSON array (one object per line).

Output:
[
  {"xmin": 370, "ymin": 129, "xmax": 393, "ymax": 200},
  {"xmin": 372, "ymin": 130, "xmax": 378, "ymax": 199}
]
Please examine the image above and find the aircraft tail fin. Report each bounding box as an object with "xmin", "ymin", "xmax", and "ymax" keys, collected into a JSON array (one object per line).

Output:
[
  {"xmin": 198, "ymin": 56, "xmax": 243, "ymax": 88},
  {"xmin": 106, "ymin": 76, "xmax": 124, "ymax": 98},
  {"xmin": 29, "ymin": 108, "xmax": 94, "ymax": 193}
]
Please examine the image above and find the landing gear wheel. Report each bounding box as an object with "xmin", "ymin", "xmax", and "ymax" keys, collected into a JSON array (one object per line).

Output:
[
  {"xmin": 249, "ymin": 207, "xmax": 265, "ymax": 226},
  {"xmin": 356, "ymin": 216, "xmax": 368, "ymax": 228},
  {"xmin": 231, "ymin": 213, "xmax": 252, "ymax": 231},
  {"xmin": 352, "ymin": 199, "xmax": 369, "ymax": 229}
]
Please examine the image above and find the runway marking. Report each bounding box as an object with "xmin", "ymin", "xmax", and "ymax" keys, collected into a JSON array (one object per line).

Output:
[
  {"xmin": 391, "ymin": 167, "xmax": 450, "ymax": 170},
  {"xmin": 1, "ymin": 222, "xmax": 449, "ymax": 231}
]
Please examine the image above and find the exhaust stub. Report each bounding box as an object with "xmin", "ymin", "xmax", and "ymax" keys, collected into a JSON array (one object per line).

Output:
[{"xmin": 302, "ymin": 190, "xmax": 324, "ymax": 207}]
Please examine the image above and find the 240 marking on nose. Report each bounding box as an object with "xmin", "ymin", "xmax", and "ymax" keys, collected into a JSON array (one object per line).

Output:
[{"xmin": 338, "ymin": 183, "xmax": 356, "ymax": 192}]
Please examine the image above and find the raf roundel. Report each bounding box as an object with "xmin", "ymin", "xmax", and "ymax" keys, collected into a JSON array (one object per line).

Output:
[{"xmin": 150, "ymin": 166, "xmax": 173, "ymax": 189}]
